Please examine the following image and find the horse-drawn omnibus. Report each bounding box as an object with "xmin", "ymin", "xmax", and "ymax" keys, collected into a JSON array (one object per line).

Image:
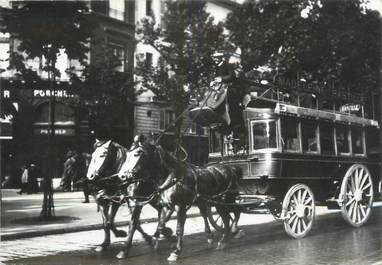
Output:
[{"xmin": 190, "ymin": 83, "xmax": 381, "ymax": 239}]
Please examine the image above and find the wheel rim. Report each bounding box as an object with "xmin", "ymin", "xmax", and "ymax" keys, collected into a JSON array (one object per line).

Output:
[
  {"xmin": 341, "ymin": 164, "xmax": 373, "ymax": 227},
  {"xmin": 283, "ymin": 184, "xmax": 315, "ymax": 239}
]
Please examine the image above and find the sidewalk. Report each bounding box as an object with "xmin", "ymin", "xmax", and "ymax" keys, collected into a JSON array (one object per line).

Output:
[{"xmin": 0, "ymin": 189, "xmax": 200, "ymax": 241}]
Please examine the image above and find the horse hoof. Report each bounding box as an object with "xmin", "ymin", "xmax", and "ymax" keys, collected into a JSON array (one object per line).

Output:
[
  {"xmin": 116, "ymin": 250, "xmax": 127, "ymax": 259},
  {"xmin": 216, "ymin": 242, "xmax": 227, "ymax": 250},
  {"xmin": 234, "ymin": 230, "xmax": 245, "ymax": 239},
  {"xmin": 144, "ymin": 235, "xmax": 154, "ymax": 247},
  {"xmin": 167, "ymin": 252, "xmax": 179, "ymax": 262},
  {"xmin": 95, "ymin": 245, "xmax": 108, "ymax": 252},
  {"xmin": 207, "ymin": 238, "xmax": 214, "ymax": 248},
  {"xmin": 153, "ymin": 237, "xmax": 159, "ymax": 251},
  {"xmin": 162, "ymin": 227, "xmax": 173, "ymax": 237},
  {"xmin": 114, "ymin": 230, "xmax": 127, "ymax": 238}
]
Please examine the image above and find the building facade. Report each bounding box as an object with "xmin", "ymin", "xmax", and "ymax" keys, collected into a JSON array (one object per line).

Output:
[
  {"xmin": 133, "ymin": 0, "xmax": 238, "ymax": 165},
  {"xmin": 0, "ymin": 0, "xmax": 135, "ymax": 186}
]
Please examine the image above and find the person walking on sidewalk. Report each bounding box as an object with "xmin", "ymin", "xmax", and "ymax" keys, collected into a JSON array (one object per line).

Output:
[
  {"xmin": 18, "ymin": 164, "xmax": 29, "ymax": 194},
  {"xmin": 28, "ymin": 163, "xmax": 39, "ymax": 193}
]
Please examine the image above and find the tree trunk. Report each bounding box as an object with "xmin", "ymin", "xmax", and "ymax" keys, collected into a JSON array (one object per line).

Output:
[{"xmin": 40, "ymin": 65, "xmax": 55, "ymax": 220}]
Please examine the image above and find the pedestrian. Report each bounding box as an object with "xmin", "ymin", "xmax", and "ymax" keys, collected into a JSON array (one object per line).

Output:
[
  {"xmin": 28, "ymin": 163, "xmax": 39, "ymax": 193},
  {"xmin": 18, "ymin": 164, "xmax": 29, "ymax": 194}
]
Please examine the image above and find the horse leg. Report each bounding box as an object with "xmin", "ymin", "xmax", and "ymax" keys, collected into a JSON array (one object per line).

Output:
[
  {"xmin": 152, "ymin": 204, "xmax": 175, "ymax": 247},
  {"xmin": 231, "ymin": 211, "xmax": 244, "ymax": 239},
  {"xmin": 215, "ymin": 206, "xmax": 231, "ymax": 250},
  {"xmin": 197, "ymin": 203, "xmax": 214, "ymax": 248},
  {"xmin": 167, "ymin": 205, "xmax": 187, "ymax": 262},
  {"xmin": 116, "ymin": 205, "xmax": 142, "ymax": 259},
  {"xmin": 95, "ymin": 202, "xmax": 111, "ymax": 252},
  {"xmin": 109, "ymin": 203, "xmax": 127, "ymax": 238}
]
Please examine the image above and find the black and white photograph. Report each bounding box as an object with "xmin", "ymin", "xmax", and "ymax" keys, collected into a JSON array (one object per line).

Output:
[{"xmin": 0, "ymin": 0, "xmax": 381, "ymax": 264}]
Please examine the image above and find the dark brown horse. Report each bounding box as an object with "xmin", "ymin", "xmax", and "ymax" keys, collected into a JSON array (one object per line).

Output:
[
  {"xmin": 60, "ymin": 151, "xmax": 91, "ymax": 195},
  {"xmin": 126, "ymin": 143, "xmax": 242, "ymax": 262}
]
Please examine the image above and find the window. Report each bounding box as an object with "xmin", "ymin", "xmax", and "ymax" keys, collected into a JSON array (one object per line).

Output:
[
  {"xmin": 145, "ymin": 52, "xmax": 153, "ymax": 68},
  {"xmin": 146, "ymin": 0, "xmax": 152, "ymax": 16},
  {"xmin": 209, "ymin": 129, "xmax": 222, "ymax": 154},
  {"xmin": 160, "ymin": 109, "xmax": 175, "ymax": 131},
  {"xmin": 35, "ymin": 103, "xmax": 75, "ymax": 125},
  {"xmin": 109, "ymin": 0, "xmax": 125, "ymax": 20},
  {"xmin": 336, "ymin": 125, "xmax": 350, "ymax": 154},
  {"xmin": 320, "ymin": 123, "xmax": 335, "ymax": 155},
  {"xmin": 252, "ymin": 120, "xmax": 277, "ymax": 151},
  {"xmin": 110, "ymin": 44, "xmax": 125, "ymax": 72},
  {"xmin": 352, "ymin": 127, "xmax": 364, "ymax": 155},
  {"xmin": 187, "ymin": 122, "xmax": 205, "ymax": 135},
  {"xmin": 281, "ymin": 117, "xmax": 300, "ymax": 151},
  {"xmin": 301, "ymin": 121, "xmax": 318, "ymax": 152}
]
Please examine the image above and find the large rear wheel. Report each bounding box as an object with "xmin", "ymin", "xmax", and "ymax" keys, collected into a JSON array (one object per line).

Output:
[
  {"xmin": 339, "ymin": 164, "xmax": 374, "ymax": 227},
  {"xmin": 282, "ymin": 184, "xmax": 315, "ymax": 239}
]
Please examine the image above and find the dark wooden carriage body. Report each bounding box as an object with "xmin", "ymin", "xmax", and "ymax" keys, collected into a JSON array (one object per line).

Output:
[{"xmin": 191, "ymin": 85, "xmax": 381, "ymax": 238}]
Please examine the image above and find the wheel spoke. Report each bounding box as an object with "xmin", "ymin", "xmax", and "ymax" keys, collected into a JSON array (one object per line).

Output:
[
  {"xmin": 292, "ymin": 194, "xmax": 298, "ymax": 205},
  {"xmin": 301, "ymin": 217, "xmax": 307, "ymax": 230},
  {"xmin": 359, "ymin": 173, "xmax": 368, "ymax": 190},
  {"xmin": 359, "ymin": 168, "xmax": 365, "ymax": 184},
  {"xmin": 215, "ymin": 215, "xmax": 221, "ymax": 224},
  {"xmin": 291, "ymin": 215, "xmax": 299, "ymax": 232},
  {"xmin": 359, "ymin": 203, "xmax": 366, "ymax": 220},
  {"xmin": 350, "ymin": 176, "xmax": 356, "ymax": 192},
  {"xmin": 304, "ymin": 196, "xmax": 312, "ymax": 206},
  {"xmin": 352, "ymin": 203, "xmax": 358, "ymax": 223},
  {"xmin": 298, "ymin": 190, "xmax": 303, "ymax": 204},
  {"xmin": 288, "ymin": 213, "xmax": 297, "ymax": 225},
  {"xmin": 348, "ymin": 201, "xmax": 355, "ymax": 220},
  {"xmin": 353, "ymin": 170, "xmax": 359, "ymax": 189},
  {"xmin": 346, "ymin": 197, "xmax": 355, "ymax": 207},
  {"xmin": 362, "ymin": 183, "xmax": 371, "ymax": 191},
  {"xmin": 301, "ymin": 190, "xmax": 308, "ymax": 204},
  {"xmin": 297, "ymin": 218, "xmax": 301, "ymax": 234}
]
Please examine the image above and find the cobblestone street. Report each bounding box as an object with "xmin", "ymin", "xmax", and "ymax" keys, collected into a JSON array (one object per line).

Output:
[{"xmin": 1, "ymin": 203, "xmax": 382, "ymax": 265}]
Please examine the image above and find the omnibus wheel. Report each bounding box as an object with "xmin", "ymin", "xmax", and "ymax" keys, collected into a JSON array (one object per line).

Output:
[
  {"xmin": 282, "ymin": 184, "xmax": 315, "ymax": 239},
  {"xmin": 339, "ymin": 164, "xmax": 374, "ymax": 227},
  {"xmin": 206, "ymin": 206, "xmax": 235, "ymax": 232}
]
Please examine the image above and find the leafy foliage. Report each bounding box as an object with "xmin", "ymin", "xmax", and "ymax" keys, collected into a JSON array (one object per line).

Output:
[
  {"xmin": 70, "ymin": 33, "xmax": 136, "ymax": 139},
  {"xmin": 135, "ymin": 0, "xmax": 229, "ymax": 134},
  {"xmin": 1, "ymin": 1, "xmax": 95, "ymax": 80},
  {"xmin": 226, "ymin": 0, "xmax": 380, "ymax": 95}
]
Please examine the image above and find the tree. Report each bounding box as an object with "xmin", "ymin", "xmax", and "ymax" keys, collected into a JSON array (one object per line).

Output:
[
  {"xmin": 135, "ymin": 0, "xmax": 229, "ymax": 143},
  {"xmin": 1, "ymin": 1, "xmax": 95, "ymax": 220},
  {"xmin": 69, "ymin": 32, "xmax": 136, "ymax": 148},
  {"xmin": 226, "ymin": 0, "xmax": 380, "ymax": 97}
]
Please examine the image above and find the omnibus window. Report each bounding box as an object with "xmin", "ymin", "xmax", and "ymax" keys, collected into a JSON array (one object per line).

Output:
[
  {"xmin": 336, "ymin": 125, "xmax": 350, "ymax": 154},
  {"xmin": 352, "ymin": 127, "xmax": 364, "ymax": 154},
  {"xmin": 281, "ymin": 118, "xmax": 300, "ymax": 151},
  {"xmin": 320, "ymin": 123, "xmax": 335, "ymax": 155},
  {"xmin": 252, "ymin": 121, "xmax": 277, "ymax": 150},
  {"xmin": 301, "ymin": 121, "xmax": 318, "ymax": 152},
  {"xmin": 209, "ymin": 129, "xmax": 222, "ymax": 154}
]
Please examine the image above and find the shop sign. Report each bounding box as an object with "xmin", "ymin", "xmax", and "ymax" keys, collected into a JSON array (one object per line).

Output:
[
  {"xmin": 2, "ymin": 90, "xmax": 10, "ymax": 98},
  {"xmin": 0, "ymin": 121, "xmax": 13, "ymax": 139},
  {"xmin": 339, "ymin": 104, "xmax": 361, "ymax": 113},
  {"xmin": 276, "ymin": 77, "xmax": 364, "ymax": 103},
  {"xmin": 33, "ymin": 89, "xmax": 74, "ymax": 98},
  {"xmin": 34, "ymin": 128, "xmax": 75, "ymax": 136}
]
